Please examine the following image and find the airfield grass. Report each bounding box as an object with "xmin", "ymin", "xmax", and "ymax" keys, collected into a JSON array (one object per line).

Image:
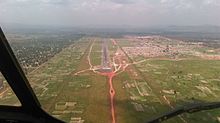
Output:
[
  {"xmin": 136, "ymin": 60, "xmax": 220, "ymax": 100},
  {"xmin": 70, "ymin": 39, "xmax": 110, "ymax": 123},
  {"xmin": 112, "ymin": 71, "xmax": 184, "ymax": 123},
  {"xmin": 90, "ymin": 40, "xmax": 101, "ymax": 66},
  {"xmin": 35, "ymin": 38, "xmax": 111, "ymax": 123},
  {"xmin": 135, "ymin": 59, "xmax": 220, "ymax": 122}
]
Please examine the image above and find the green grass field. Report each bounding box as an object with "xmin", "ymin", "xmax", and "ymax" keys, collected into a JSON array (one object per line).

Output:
[{"xmin": 1, "ymin": 37, "xmax": 220, "ymax": 123}]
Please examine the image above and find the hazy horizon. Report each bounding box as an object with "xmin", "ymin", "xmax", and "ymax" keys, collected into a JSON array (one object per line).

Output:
[{"xmin": 1, "ymin": 0, "xmax": 220, "ymax": 27}]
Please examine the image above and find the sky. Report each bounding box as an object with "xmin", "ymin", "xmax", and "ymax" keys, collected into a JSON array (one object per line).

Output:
[{"xmin": 0, "ymin": 0, "xmax": 220, "ymax": 27}]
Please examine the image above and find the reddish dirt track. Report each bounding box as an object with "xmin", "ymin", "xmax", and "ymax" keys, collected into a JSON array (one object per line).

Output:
[
  {"xmin": 108, "ymin": 73, "xmax": 116, "ymax": 123},
  {"xmin": 98, "ymin": 72, "xmax": 116, "ymax": 123}
]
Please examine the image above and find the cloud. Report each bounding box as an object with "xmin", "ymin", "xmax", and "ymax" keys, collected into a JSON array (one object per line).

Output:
[
  {"xmin": 40, "ymin": 0, "xmax": 72, "ymax": 5},
  {"xmin": 159, "ymin": 0, "xmax": 220, "ymax": 8},
  {"xmin": 0, "ymin": 0, "xmax": 219, "ymax": 27},
  {"xmin": 203, "ymin": 0, "xmax": 220, "ymax": 6},
  {"xmin": 110, "ymin": 0, "xmax": 136, "ymax": 4}
]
